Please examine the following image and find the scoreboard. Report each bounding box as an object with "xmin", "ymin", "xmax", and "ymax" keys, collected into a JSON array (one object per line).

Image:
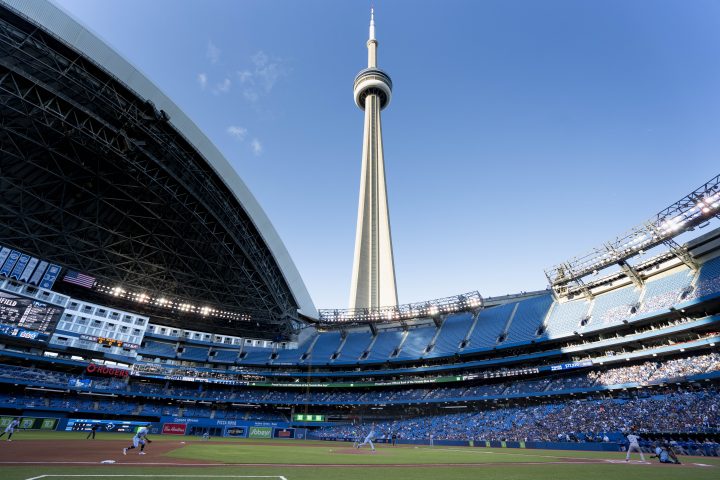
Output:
[
  {"xmin": 293, "ymin": 414, "xmax": 325, "ymax": 422},
  {"xmin": 65, "ymin": 418, "xmax": 149, "ymax": 433},
  {"xmin": 79, "ymin": 334, "xmax": 140, "ymax": 349},
  {"xmin": 0, "ymin": 291, "xmax": 63, "ymax": 341}
]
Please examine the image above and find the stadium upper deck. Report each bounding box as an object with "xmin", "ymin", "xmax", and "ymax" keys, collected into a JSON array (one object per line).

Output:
[{"xmin": 0, "ymin": 0, "xmax": 316, "ymax": 339}]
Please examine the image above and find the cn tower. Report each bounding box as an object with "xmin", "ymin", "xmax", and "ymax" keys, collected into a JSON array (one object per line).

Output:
[{"xmin": 349, "ymin": 9, "xmax": 398, "ymax": 310}]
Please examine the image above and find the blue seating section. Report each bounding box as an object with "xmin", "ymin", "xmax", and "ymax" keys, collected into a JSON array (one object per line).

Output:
[
  {"xmin": 691, "ymin": 256, "xmax": 720, "ymax": 299},
  {"xmin": 127, "ymin": 257, "xmax": 720, "ymax": 366},
  {"xmin": 362, "ymin": 330, "xmax": 404, "ymax": 362},
  {"xmin": 504, "ymin": 295, "xmax": 553, "ymax": 344},
  {"xmin": 273, "ymin": 342, "xmax": 311, "ymax": 365},
  {"xmin": 307, "ymin": 331, "xmax": 343, "ymax": 365},
  {"xmin": 178, "ymin": 346, "xmax": 209, "ymax": 362},
  {"xmin": 464, "ymin": 303, "xmax": 515, "ymax": 350},
  {"xmin": 138, "ymin": 340, "xmax": 176, "ymax": 359},
  {"xmin": 638, "ymin": 268, "xmax": 694, "ymax": 314},
  {"xmin": 542, "ymin": 298, "xmax": 590, "ymax": 339},
  {"xmin": 333, "ymin": 331, "xmax": 373, "ymax": 364},
  {"xmin": 425, "ymin": 312, "xmax": 473, "ymax": 358},
  {"xmin": 237, "ymin": 347, "xmax": 272, "ymax": 365},
  {"xmin": 586, "ymin": 285, "xmax": 640, "ymax": 329},
  {"xmin": 395, "ymin": 326, "xmax": 436, "ymax": 360},
  {"xmin": 211, "ymin": 349, "xmax": 240, "ymax": 363}
]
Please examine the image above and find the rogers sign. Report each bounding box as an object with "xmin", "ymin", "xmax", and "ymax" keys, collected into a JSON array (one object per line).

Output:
[{"xmin": 85, "ymin": 363, "xmax": 129, "ymax": 378}]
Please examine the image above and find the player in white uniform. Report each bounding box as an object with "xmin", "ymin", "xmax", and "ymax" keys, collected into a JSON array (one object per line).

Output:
[
  {"xmin": 625, "ymin": 432, "xmax": 645, "ymax": 461},
  {"xmin": 355, "ymin": 423, "xmax": 376, "ymax": 451},
  {"xmin": 123, "ymin": 425, "xmax": 152, "ymax": 455},
  {"xmin": 0, "ymin": 417, "xmax": 21, "ymax": 441}
]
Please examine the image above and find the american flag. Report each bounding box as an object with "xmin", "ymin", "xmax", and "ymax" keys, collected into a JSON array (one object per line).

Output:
[{"xmin": 63, "ymin": 270, "xmax": 96, "ymax": 288}]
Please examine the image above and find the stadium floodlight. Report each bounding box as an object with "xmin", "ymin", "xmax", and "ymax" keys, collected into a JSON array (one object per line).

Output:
[
  {"xmin": 317, "ymin": 291, "xmax": 482, "ymax": 324},
  {"xmin": 545, "ymin": 173, "xmax": 720, "ymax": 289}
]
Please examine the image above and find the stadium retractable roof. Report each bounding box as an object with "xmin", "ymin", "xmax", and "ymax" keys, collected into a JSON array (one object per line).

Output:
[{"xmin": 0, "ymin": 0, "xmax": 316, "ymax": 338}]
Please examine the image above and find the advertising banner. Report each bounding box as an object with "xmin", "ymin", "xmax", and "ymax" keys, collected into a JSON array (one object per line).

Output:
[
  {"xmin": 65, "ymin": 419, "xmax": 149, "ymax": 433},
  {"xmin": 0, "ymin": 416, "xmax": 57, "ymax": 430},
  {"xmin": 162, "ymin": 423, "xmax": 188, "ymax": 435},
  {"xmin": 224, "ymin": 426, "xmax": 247, "ymax": 437},
  {"xmin": 248, "ymin": 426, "xmax": 272, "ymax": 438},
  {"xmin": 273, "ymin": 428, "xmax": 295, "ymax": 439}
]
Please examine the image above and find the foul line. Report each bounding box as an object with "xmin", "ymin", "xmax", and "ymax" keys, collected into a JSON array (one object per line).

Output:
[{"xmin": 26, "ymin": 476, "xmax": 287, "ymax": 480}]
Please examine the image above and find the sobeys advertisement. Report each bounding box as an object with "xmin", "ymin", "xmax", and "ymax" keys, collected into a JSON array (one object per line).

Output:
[{"xmin": 248, "ymin": 426, "xmax": 272, "ymax": 438}]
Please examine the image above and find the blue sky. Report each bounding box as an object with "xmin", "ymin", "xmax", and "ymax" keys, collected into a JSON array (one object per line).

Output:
[{"xmin": 53, "ymin": 0, "xmax": 720, "ymax": 310}]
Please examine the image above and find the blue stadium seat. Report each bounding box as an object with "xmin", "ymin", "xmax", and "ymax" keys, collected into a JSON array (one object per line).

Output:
[
  {"xmin": 542, "ymin": 298, "xmax": 591, "ymax": 339},
  {"xmin": 424, "ymin": 312, "xmax": 474, "ymax": 358},
  {"xmin": 177, "ymin": 346, "xmax": 209, "ymax": 362},
  {"xmin": 361, "ymin": 330, "xmax": 404, "ymax": 363},
  {"xmin": 306, "ymin": 331, "xmax": 343, "ymax": 365},
  {"xmin": 691, "ymin": 256, "xmax": 720, "ymax": 299},
  {"xmin": 394, "ymin": 326, "xmax": 437, "ymax": 361},
  {"xmin": 333, "ymin": 330, "xmax": 374, "ymax": 364},
  {"xmin": 273, "ymin": 341, "xmax": 312, "ymax": 365},
  {"xmin": 638, "ymin": 267, "xmax": 694, "ymax": 314},
  {"xmin": 464, "ymin": 303, "xmax": 515, "ymax": 351},
  {"xmin": 585, "ymin": 285, "xmax": 641, "ymax": 330},
  {"xmin": 504, "ymin": 295, "xmax": 554, "ymax": 344},
  {"xmin": 210, "ymin": 349, "xmax": 240, "ymax": 363},
  {"xmin": 138, "ymin": 340, "xmax": 177, "ymax": 359},
  {"xmin": 237, "ymin": 347, "xmax": 273, "ymax": 365}
]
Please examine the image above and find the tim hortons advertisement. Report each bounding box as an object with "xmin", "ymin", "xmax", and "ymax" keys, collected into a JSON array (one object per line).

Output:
[
  {"xmin": 85, "ymin": 363, "xmax": 129, "ymax": 378},
  {"xmin": 162, "ymin": 423, "xmax": 188, "ymax": 435}
]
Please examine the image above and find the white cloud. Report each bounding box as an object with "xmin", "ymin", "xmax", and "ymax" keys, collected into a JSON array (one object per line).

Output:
[
  {"xmin": 235, "ymin": 51, "xmax": 288, "ymax": 102},
  {"xmin": 251, "ymin": 51, "xmax": 284, "ymax": 92},
  {"xmin": 206, "ymin": 40, "xmax": 221, "ymax": 64},
  {"xmin": 197, "ymin": 72, "xmax": 207, "ymax": 90},
  {"xmin": 237, "ymin": 70, "xmax": 253, "ymax": 83},
  {"xmin": 226, "ymin": 126, "xmax": 248, "ymax": 141},
  {"xmin": 242, "ymin": 89, "xmax": 259, "ymax": 102},
  {"xmin": 213, "ymin": 78, "xmax": 231, "ymax": 94},
  {"xmin": 251, "ymin": 138, "xmax": 263, "ymax": 155}
]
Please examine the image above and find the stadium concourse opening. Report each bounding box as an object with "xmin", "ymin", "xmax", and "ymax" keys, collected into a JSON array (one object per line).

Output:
[{"xmin": 0, "ymin": 0, "xmax": 719, "ymax": 479}]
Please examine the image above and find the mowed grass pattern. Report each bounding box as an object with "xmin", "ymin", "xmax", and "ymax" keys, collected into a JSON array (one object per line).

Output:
[{"xmin": 0, "ymin": 432, "xmax": 718, "ymax": 480}]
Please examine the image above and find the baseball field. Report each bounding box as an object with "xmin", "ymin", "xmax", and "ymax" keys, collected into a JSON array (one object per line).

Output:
[{"xmin": 0, "ymin": 431, "xmax": 717, "ymax": 480}]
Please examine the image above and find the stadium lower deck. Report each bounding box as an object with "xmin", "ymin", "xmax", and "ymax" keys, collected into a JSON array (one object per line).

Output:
[
  {"xmin": 0, "ymin": 252, "xmax": 719, "ymax": 460},
  {"xmin": 0, "ymin": 433, "xmax": 718, "ymax": 480}
]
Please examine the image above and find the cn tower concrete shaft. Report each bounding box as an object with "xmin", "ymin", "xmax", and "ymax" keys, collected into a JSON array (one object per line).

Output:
[{"xmin": 349, "ymin": 9, "xmax": 398, "ymax": 310}]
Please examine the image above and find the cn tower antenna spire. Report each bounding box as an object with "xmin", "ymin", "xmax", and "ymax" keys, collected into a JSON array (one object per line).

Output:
[{"xmin": 349, "ymin": 6, "xmax": 398, "ymax": 310}]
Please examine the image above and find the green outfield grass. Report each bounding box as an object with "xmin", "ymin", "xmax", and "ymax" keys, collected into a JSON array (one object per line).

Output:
[{"xmin": 0, "ymin": 431, "xmax": 717, "ymax": 480}]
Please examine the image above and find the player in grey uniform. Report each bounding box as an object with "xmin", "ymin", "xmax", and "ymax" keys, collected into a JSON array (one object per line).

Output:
[
  {"xmin": 355, "ymin": 423, "xmax": 376, "ymax": 451},
  {"xmin": 123, "ymin": 424, "xmax": 152, "ymax": 455},
  {"xmin": 625, "ymin": 432, "xmax": 645, "ymax": 461},
  {"xmin": 0, "ymin": 417, "xmax": 21, "ymax": 441}
]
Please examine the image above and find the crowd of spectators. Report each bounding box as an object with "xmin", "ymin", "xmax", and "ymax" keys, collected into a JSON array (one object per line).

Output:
[
  {"xmin": 0, "ymin": 353, "xmax": 718, "ymax": 405},
  {"xmin": 315, "ymin": 388, "xmax": 720, "ymax": 444}
]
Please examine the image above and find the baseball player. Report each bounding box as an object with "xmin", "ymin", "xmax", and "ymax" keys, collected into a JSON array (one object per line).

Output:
[
  {"xmin": 0, "ymin": 417, "xmax": 21, "ymax": 441},
  {"xmin": 355, "ymin": 423, "xmax": 376, "ymax": 451},
  {"xmin": 86, "ymin": 423, "xmax": 98, "ymax": 440},
  {"xmin": 625, "ymin": 431, "xmax": 645, "ymax": 462},
  {"xmin": 123, "ymin": 424, "xmax": 152, "ymax": 455}
]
